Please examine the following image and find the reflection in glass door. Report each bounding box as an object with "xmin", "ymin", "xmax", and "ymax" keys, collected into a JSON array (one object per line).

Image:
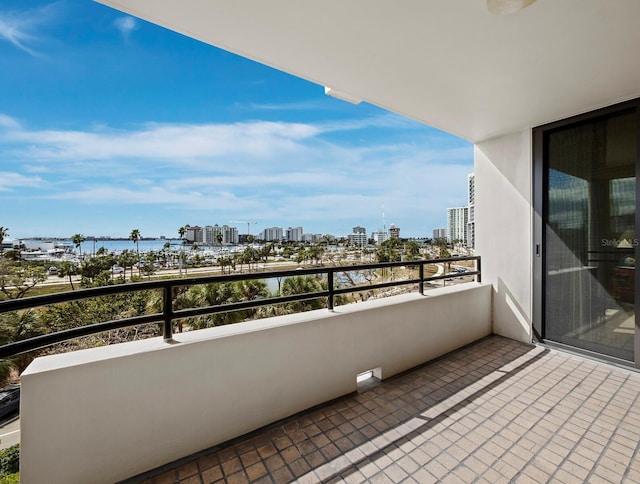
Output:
[{"xmin": 542, "ymin": 107, "xmax": 637, "ymax": 362}]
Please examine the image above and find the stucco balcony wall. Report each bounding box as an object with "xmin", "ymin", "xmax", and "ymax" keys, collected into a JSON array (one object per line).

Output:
[{"xmin": 20, "ymin": 282, "xmax": 491, "ymax": 484}]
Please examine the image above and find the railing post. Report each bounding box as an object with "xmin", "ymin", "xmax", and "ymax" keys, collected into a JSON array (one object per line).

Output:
[
  {"xmin": 163, "ymin": 285, "xmax": 173, "ymax": 341},
  {"xmin": 419, "ymin": 262, "xmax": 424, "ymax": 295},
  {"xmin": 476, "ymin": 257, "xmax": 482, "ymax": 283},
  {"xmin": 327, "ymin": 270, "xmax": 334, "ymax": 310}
]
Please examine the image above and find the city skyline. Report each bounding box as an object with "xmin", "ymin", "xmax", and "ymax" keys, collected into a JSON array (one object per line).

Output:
[{"xmin": 0, "ymin": 0, "xmax": 473, "ymax": 240}]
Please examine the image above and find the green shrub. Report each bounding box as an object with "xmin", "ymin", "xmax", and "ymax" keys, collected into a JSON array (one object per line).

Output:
[
  {"xmin": 0, "ymin": 472, "xmax": 19, "ymax": 484},
  {"xmin": 0, "ymin": 445, "xmax": 19, "ymax": 477}
]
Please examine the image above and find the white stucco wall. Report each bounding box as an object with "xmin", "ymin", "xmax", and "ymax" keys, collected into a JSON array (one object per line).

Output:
[
  {"xmin": 475, "ymin": 130, "xmax": 532, "ymax": 342},
  {"xmin": 20, "ymin": 283, "xmax": 491, "ymax": 484}
]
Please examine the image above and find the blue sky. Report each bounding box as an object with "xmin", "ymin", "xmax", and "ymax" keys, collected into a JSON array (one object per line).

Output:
[{"xmin": 0, "ymin": 0, "xmax": 473, "ymax": 240}]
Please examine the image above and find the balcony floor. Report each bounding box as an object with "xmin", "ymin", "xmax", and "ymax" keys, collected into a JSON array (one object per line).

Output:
[{"xmin": 127, "ymin": 336, "xmax": 640, "ymax": 483}]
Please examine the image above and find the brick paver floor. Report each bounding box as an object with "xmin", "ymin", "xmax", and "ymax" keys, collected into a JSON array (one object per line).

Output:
[{"xmin": 126, "ymin": 336, "xmax": 640, "ymax": 483}]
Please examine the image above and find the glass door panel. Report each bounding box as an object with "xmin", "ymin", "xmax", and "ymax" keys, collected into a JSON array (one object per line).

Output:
[{"xmin": 544, "ymin": 109, "xmax": 636, "ymax": 361}]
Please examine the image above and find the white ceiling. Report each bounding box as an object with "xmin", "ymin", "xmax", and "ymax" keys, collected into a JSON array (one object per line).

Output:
[{"xmin": 98, "ymin": 0, "xmax": 640, "ymax": 143}]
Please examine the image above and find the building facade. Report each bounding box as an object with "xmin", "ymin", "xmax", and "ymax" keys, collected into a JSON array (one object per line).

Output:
[
  {"xmin": 432, "ymin": 228, "xmax": 447, "ymax": 241},
  {"xmin": 348, "ymin": 225, "xmax": 367, "ymax": 247},
  {"xmin": 222, "ymin": 225, "xmax": 238, "ymax": 245},
  {"xmin": 286, "ymin": 227, "xmax": 303, "ymax": 242},
  {"xmin": 261, "ymin": 227, "xmax": 283, "ymax": 242},
  {"xmin": 371, "ymin": 231, "xmax": 389, "ymax": 245},
  {"xmin": 467, "ymin": 173, "xmax": 475, "ymax": 249},
  {"xmin": 183, "ymin": 225, "xmax": 203, "ymax": 243},
  {"xmin": 447, "ymin": 207, "xmax": 468, "ymax": 244}
]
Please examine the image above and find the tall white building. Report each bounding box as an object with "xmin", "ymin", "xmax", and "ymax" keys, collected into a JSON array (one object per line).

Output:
[
  {"xmin": 432, "ymin": 228, "xmax": 447, "ymax": 241},
  {"xmin": 348, "ymin": 225, "xmax": 367, "ymax": 246},
  {"xmin": 261, "ymin": 227, "xmax": 283, "ymax": 242},
  {"xmin": 184, "ymin": 225, "xmax": 203, "ymax": 243},
  {"xmin": 447, "ymin": 207, "xmax": 468, "ymax": 244},
  {"xmin": 286, "ymin": 227, "xmax": 303, "ymax": 242},
  {"xmin": 222, "ymin": 225, "xmax": 239, "ymax": 245},
  {"xmin": 204, "ymin": 225, "xmax": 214, "ymax": 245},
  {"xmin": 467, "ymin": 173, "xmax": 475, "ymax": 249}
]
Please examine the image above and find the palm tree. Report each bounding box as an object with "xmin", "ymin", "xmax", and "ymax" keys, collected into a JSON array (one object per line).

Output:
[
  {"xmin": 130, "ymin": 229, "xmax": 141, "ymax": 275},
  {"xmin": 71, "ymin": 234, "xmax": 86, "ymax": 260},
  {"xmin": 57, "ymin": 261, "xmax": 78, "ymax": 290},
  {"xmin": 216, "ymin": 231, "xmax": 223, "ymax": 246}
]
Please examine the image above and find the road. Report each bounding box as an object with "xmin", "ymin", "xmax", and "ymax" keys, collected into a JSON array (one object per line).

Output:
[
  {"xmin": 0, "ymin": 414, "xmax": 19, "ymax": 450},
  {"xmin": 40, "ymin": 261, "xmax": 302, "ymax": 287}
]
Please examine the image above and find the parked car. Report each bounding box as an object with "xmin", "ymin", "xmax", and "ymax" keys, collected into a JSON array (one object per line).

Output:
[
  {"xmin": 0, "ymin": 385, "xmax": 20, "ymax": 419},
  {"xmin": 48, "ymin": 266, "xmax": 58, "ymax": 275},
  {"xmin": 111, "ymin": 265, "xmax": 125, "ymax": 274}
]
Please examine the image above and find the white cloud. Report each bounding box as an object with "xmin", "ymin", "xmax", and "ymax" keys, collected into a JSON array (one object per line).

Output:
[
  {"xmin": 3, "ymin": 121, "xmax": 320, "ymax": 167},
  {"xmin": 113, "ymin": 16, "xmax": 137, "ymax": 41},
  {"xmin": 248, "ymin": 99, "xmax": 340, "ymax": 112},
  {"xmin": 0, "ymin": 114, "xmax": 21, "ymax": 130},
  {"xmin": 0, "ymin": 172, "xmax": 42, "ymax": 191},
  {"xmin": 0, "ymin": 116, "xmax": 473, "ymax": 236},
  {"xmin": 0, "ymin": 3, "xmax": 56, "ymax": 56}
]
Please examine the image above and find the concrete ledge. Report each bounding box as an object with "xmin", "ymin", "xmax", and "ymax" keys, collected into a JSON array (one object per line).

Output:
[{"xmin": 20, "ymin": 282, "xmax": 491, "ymax": 483}]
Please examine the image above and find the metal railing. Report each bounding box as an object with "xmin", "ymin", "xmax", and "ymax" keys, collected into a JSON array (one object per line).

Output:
[{"xmin": 0, "ymin": 256, "xmax": 480, "ymax": 359}]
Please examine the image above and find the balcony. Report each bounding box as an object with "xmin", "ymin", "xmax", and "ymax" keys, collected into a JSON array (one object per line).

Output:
[
  {"xmin": 6, "ymin": 255, "xmax": 639, "ymax": 482},
  {"xmin": 2, "ymin": 252, "xmax": 640, "ymax": 482},
  {"xmin": 127, "ymin": 335, "xmax": 640, "ymax": 483},
  {"xmin": 0, "ymin": 258, "xmax": 492, "ymax": 482}
]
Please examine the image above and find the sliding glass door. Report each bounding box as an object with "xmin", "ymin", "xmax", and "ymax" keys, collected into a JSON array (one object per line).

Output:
[{"xmin": 534, "ymin": 100, "xmax": 639, "ymax": 364}]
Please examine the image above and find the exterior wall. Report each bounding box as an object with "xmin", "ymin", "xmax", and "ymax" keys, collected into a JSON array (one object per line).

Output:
[
  {"xmin": 475, "ymin": 130, "xmax": 532, "ymax": 343},
  {"xmin": 20, "ymin": 283, "xmax": 491, "ymax": 484},
  {"xmin": 447, "ymin": 206, "xmax": 468, "ymax": 243},
  {"xmin": 467, "ymin": 173, "xmax": 475, "ymax": 249},
  {"xmin": 433, "ymin": 228, "xmax": 447, "ymax": 241}
]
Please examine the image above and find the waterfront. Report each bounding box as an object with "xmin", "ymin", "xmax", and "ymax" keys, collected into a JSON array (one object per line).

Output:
[{"xmin": 18, "ymin": 239, "xmax": 237, "ymax": 257}]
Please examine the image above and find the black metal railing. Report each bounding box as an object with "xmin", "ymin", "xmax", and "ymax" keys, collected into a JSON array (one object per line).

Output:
[{"xmin": 0, "ymin": 256, "xmax": 480, "ymax": 358}]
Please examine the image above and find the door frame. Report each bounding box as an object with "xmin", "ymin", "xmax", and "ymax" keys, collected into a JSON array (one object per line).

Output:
[{"xmin": 532, "ymin": 98, "xmax": 640, "ymax": 367}]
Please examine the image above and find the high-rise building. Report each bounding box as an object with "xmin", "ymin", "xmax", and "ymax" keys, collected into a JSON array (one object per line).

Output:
[
  {"xmin": 286, "ymin": 227, "xmax": 303, "ymax": 242},
  {"xmin": 261, "ymin": 227, "xmax": 283, "ymax": 242},
  {"xmin": 204, "ymin": 225, "xmax": 213, "ymax": 245},
  {"xmin": 388, "ymin": 224, "xmax": 400, "ymax": 239},
  {"xmin": 348, "ymin": 225, "xmax": 367, "ymax": 246},
  {"xmin": 467, "ymin": 173, "xmax": 475, "ymax": 249},
  {"xmin": 433, "ymin": 228, "xmax": 447, "ymax": 241},
  {"xmin": 447, "ymin": 207, "xmax": 468, "ymax": 244},
  {"xmin": 184, "ymin": 225, "xmax": 203, "ymax": 243},
  {"xmin": 222, "ymin": 225, "xmax": 239, "ymax": 245}
]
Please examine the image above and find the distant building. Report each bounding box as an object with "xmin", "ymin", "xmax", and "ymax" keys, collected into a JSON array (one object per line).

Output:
[
  {"xmin": 433, "ymin": 228, "xmax": 447, "ymax": 241},
  {"xmin": 302, "ymin": 233, "xmax": 322, "ymax": 244},
  {"xmin": 222, "ymin": 225, "xmax": 239, "ymax": 245},
  {"xmin": 388, "ymin": 224, "xmax": 400, "ymax": 239},
  {"xmin": 184, "ymin": 225, "xmax": 203, "ymax": 243},
  {"xmin": 261, "ymin": 227, "xmax": 283, "ymax": 242},
  {"xmin": 467, "ymin": 173, "xmax": 475, "ymax": 249},
  {"xmin": 447, "ymin": 207, "xmax": 468, "ymax": 244},
  {"xmin": 203, "ymin": 224, "xmax": 223, "ymax": 245},
  {"xmin": 286, "ymin": 227, "xmax": 303, "ymax": 242},
  {"xmin": 348, "ymin": 225, "xmax": 367, "ymax": 247},
  {"xmin": 371, "ymin": 231, "xmax": 389, "ymax": 245}
]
